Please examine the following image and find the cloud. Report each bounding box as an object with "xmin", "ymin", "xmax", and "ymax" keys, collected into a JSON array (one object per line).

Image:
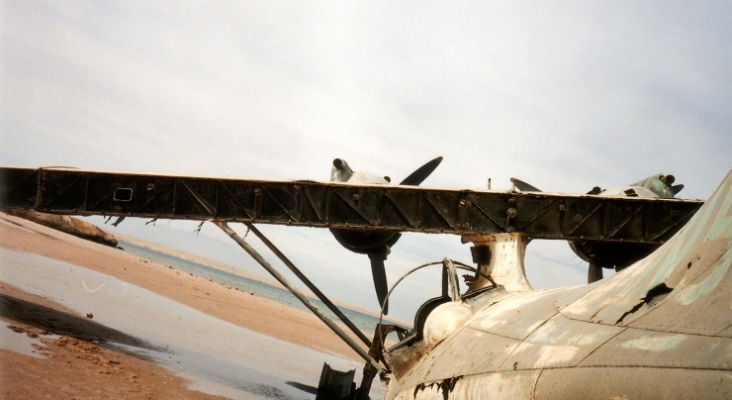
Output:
[{"xmin": 2, "ymin": 0, "xmax": 729, "ymax": 318}]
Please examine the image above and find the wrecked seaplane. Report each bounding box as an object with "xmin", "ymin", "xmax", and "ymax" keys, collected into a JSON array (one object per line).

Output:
[
  {"xmin": 0, "ymin": 163, "xmax": 729, "ymax": 399},
  {"xmin": 511, "ymin": 173, "xmax": 687, "ymax": 283}
]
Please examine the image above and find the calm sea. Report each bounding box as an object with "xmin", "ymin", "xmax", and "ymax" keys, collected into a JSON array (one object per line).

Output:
[{"xmin": 118, "ymin": 240, "xmax": 404, "ymax": 335}]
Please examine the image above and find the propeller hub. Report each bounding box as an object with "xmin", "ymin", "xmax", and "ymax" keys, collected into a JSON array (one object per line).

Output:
[{"xmin": 328, "ymin": 156, "xmax": 443, "ymax": 315}]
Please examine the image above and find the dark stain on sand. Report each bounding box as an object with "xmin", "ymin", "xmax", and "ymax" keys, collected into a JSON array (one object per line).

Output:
[{"xmin": 0, "ymin": 292, "xmax": 163, "ymax": 355}]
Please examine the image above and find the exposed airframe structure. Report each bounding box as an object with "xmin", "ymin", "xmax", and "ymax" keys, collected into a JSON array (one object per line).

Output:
[
  {"xmin": 1, "ymin": 166, "xmax": 728, "ymax": 399},
  {"xmin": 384, "ymin": 170, "xmax": 731, "ymax": 399},
  {"xmin": 0, "ymin": 167, "xmax": 701, "ymax": 242}
]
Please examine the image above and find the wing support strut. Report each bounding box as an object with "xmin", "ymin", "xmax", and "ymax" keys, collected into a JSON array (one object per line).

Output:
[
  {"xmin": 242, "ymin": 222, "xmax": 372, "ymax": 347},
  {"xmin": 214, "ymin": 221, "xmax": 383, "ymax": 373}
]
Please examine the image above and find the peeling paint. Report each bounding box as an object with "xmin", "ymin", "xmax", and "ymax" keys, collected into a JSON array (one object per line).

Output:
[
  {"xmin": 620, "ymin": 172, "xmax": 730, "ymax": 300},
  {"xmin": 385, "ymin": 171, "xmax": 732, "ymax": 399},
  {"xmin": 412, "ymin": 376, "xmax": 462, "ymax": 400},
  {"xmin": 533, "ymin": 345, "xmax": 580, "ymax": 367},
  {"xmin": 528, "ymin": 318, "xmax": 614, "ymax": 347},
  {"xmin": 676, "ymin": 248, "xmax": 730, "ymax": 305},
  {"xmin": 619, "ymin": 334, "xmax": 686, "ymax": 352}
]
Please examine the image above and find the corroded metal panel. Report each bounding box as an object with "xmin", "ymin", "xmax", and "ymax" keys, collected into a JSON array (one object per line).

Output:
[
  {"xmin": 559, "ymin": 257, "xmax": 659, "ymax": 324},
  {"xmin": 625, "ymin": 260, "xmax": 732, "ymax": 337},
  {"xmin": 466, "ymin": 289, "xmax": 562, "ymax": 340},
  {"xmin": 561, "ymin": 169, "xmax": 730, "ymax": 328},
  {"xmin": 406, "ymin": 329, "xmax": 521, "ymax": 383},
  {"xmin": 498, "ymin": 313, "xmax": 625, "ymax": 370},
  {"xmin": 393, "ymin": 370, "xmax": 541, "ymax": 400},
  {"xmin": 534, "ymin": 367, "xmax": 731, "ymax": 400},
  {"xmin": 551, "ymin": 279, "xmax": 602, "ymax": 310},
  {"xmin": 579, "ymin": 328, "xmax": 731, "ymax": 370},
  {"xmin": 0, "ymin": 166, "xmax": 703, "ymax": 242},
  {"xmin": 385, "ymin": 171, "xmax": 731, "ymax": 400},
  {"xmin": 395, "ymin": 367, "xmax": 731, "ymax": 400}
]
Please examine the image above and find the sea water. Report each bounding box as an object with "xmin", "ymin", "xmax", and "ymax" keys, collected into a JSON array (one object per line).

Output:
[
  {"xmin": 0, "ymin": 248, "xmax": 366, "ymax": 399},
  {"xmin": 118, "ymin": 240, "xmax": 406, "ymax": 336}
]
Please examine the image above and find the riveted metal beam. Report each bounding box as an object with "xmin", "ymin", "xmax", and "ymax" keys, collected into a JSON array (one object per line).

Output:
[{"xmin": 0, "ymin": 167, "xmax": 703, "ymax": 244}]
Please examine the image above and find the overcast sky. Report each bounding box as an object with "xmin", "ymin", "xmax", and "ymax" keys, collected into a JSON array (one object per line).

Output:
[{"xmin": 1, "ymin": 1, "xmax": 730, "ymax": 320}]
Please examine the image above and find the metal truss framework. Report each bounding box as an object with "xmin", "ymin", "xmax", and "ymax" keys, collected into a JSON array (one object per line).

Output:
[{"xmin": 0, "ymin": 167, "xmax": 703, "ymax": 244}]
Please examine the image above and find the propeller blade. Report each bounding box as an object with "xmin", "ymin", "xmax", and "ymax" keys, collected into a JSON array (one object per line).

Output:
[
  {"xmin": 332, "ymin": 157, "xmax": 441, "ymax": 315},
  {"xmin": 510, "ymin": 178, "xmax": 542, "ymax": 192},
  {"xmin": 399, "ymin": 156, "xmax": 443, "ymax": 186},
  {"xmin": 368, "ymin": 250, "xmax": 390, "ymax": 315},
  {"xmin": 672, "ymin": 184, "xmax": 684, "ymax": 195},
  {"xmin": 588, "ymin": 263, "xmax": 604, "ymax": 283}
]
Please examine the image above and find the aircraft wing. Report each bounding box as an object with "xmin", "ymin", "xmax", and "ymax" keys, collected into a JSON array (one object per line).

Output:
[{"xmin": 0, "ymin": 166, "xmax": 703, "ymax": 244}]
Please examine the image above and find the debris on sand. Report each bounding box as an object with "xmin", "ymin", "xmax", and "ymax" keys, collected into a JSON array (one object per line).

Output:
[{"xmin": 3, "ymin": 209, "xmax": 118, "ymax": 247}]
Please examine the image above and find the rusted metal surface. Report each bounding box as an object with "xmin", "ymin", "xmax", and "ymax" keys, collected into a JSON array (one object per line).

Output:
[
  {"xmin": 395, "ymin": 368, "xmax": 730, "ymax": 399},
  {"xmin": 462, "ymin": 233, "xmax": 533, "ymax": 292},
  {"xmin": 316, "ymin": 363, "xmax": 356, "ymax": 400},
  {"xmin": 385, "ymin": 170, "xmax": 731, "ymax": 399},
  {"xmin": 1, "ymin": 165, "xmax": 726, "ymax": 399},
  {"xmin": 0, "ymin": 166, "xmax": 702, "ymax": 243}
]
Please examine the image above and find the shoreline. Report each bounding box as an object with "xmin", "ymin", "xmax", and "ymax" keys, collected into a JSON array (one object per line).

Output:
[
  {"xmin": 113, "ymin": 228, "xmax": 412, "ymax": 328},
  {"xmin": 0, "ymin": 212, "xmax": 383, "ymax": 398},
  {"xmin": 1, "ymin": 281, "xmax": 229, "ymax": 399},
  {"xmin": 0, "ymin": 212, "xmax": 364, "ymax": 360}
]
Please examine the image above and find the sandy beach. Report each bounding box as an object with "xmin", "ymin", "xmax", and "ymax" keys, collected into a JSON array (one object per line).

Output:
[{"xmin": 0, "ymin": 212, "xmax": 379, "ymax": 399}]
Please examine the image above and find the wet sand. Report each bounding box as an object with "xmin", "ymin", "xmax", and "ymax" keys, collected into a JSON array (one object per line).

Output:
[
  {"xmin": 0, "ymin": 213, "xmax": 378, "ymax": 399},
  {"xmin": 1, "ymin": 282, "xmax": 228, "ymax": 400}
]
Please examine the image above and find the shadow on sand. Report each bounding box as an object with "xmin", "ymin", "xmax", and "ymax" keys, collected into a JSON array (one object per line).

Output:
[
  {"xmin": 286, "ymin": 381, "xmax": 318, "ymax": 395},
  {"xmin": 0, "ymin": 292, "xmax": 162, "ymax": 354}
]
